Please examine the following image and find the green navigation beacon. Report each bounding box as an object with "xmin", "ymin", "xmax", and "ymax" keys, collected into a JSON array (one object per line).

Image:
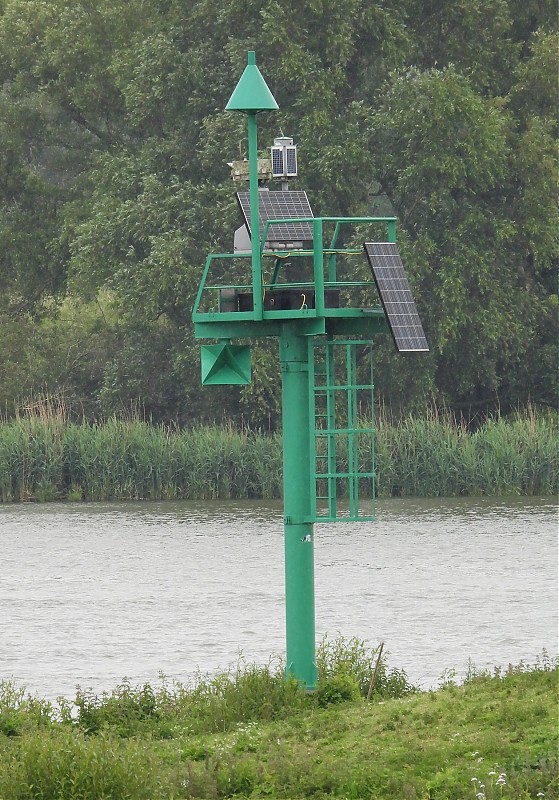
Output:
[{"xmin": 192, "ymin": 51, "xmax": 428, "ymax": 690}]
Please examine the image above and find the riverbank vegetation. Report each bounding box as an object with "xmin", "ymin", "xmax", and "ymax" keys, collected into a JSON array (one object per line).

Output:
[
  {"xmin": 0, "ymin": 641, "xmax": 556, "ymax": 799},
  {"xmin": 0, "ymin": 407, "xmax": 556, "ymax": 502}
]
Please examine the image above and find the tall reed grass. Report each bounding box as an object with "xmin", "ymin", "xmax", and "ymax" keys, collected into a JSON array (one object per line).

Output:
[
  {"xmin": 375, "ymin": 407, "xmax": 559, "ymax": 497},
  {"xmin": 0, "ymin": 406, "xmax": 556, "ymax": 502}
]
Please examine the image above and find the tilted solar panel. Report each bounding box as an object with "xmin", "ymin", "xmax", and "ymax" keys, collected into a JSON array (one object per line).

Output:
[
  {"xmin": 363, "ymin": 242, "xmax": 429, "ymax": 353},
  {"xmin": 236, "ymin": 189, "xmax": 313, "ymax": 244}
]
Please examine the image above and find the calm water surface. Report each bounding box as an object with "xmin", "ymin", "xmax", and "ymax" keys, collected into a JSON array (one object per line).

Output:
[{"xmin": 0, "ymin": 497, "xmax": 556, "ymax": 699}]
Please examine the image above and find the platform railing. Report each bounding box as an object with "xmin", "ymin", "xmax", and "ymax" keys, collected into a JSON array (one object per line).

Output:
[{"xmin": 192, "ymin": 216, "xmax": 397, "ymax": 323}]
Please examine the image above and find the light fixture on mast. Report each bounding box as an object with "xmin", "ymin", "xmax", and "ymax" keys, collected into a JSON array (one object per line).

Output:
[{"xmin": 271, "ymin": 137, "xmax": 297, "ymax": 190}]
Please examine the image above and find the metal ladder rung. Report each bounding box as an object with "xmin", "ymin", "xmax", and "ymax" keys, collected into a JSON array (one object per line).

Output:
[
  {"xmin": 315, "ymin": 472, "xmax": 375, "ymax": 479},
  {"xmin": 315, "ymin": 428, "xmax": 371, "ymax": 436}
]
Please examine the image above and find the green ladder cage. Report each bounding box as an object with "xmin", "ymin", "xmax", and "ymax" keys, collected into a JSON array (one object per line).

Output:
[{"xmin": 309, "ymin": 338, "xmax": 375, "ymax": 523}]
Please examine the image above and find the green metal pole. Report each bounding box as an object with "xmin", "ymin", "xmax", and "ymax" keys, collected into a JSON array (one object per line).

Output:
[
  {"xmin": 280, "ymin": 326, "xmax": 317, "ymax": 689},
  {"xmin": 312, "ymin": 218, "xmax": 325, "ymax": 317},
  {"xmin": 247, "ymin": 108, "xmax": 263, "ymax": 319},
  {"xmin": 326, "ymin": 337, "xmax": 337, "ymax": 520}
]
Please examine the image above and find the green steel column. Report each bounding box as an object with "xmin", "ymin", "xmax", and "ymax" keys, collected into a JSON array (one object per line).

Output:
[
  {"xmin": 247, "ymin": 110, "xmax": 263, "ymax": 319},
  {"xmin": 326, "ymin": 338, "xmax": 337, "ymax": 520},
  {"xmin": 280, "ymin": 326, "xmax": 318, "ymax": 689},
  {"xmin": 312, "ymin": 218, "xmax": 325, "ymax": 317}
]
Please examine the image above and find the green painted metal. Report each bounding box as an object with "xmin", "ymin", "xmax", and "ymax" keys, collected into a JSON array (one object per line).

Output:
[
  {"xmin": 225, "ymin": 50, "xmax": 279, "ymax": 323},
  {"xmin": 309, "ymin": 339, "xmax": 375, "ymax": 522},
  {"xmin": 280, "ymin": 328, "xmax": 318, "ymax": 688},
  {"xmin": 194, "ymin": 317, "xmax": 329, "ymax": 340},
  {"xmin": 192, "ymin": 51, "xmax": 396, "ymax": 689},
  {"xmin": 225, "ymin": 51, "xmax": 279, "ymax": 112},
  {"xmin": 192, "ymin": 217, "xmax": 398, "ymax": 327},
  {"xmin": 312, "ymin": 218, "xmax": 325, "ymax": 317},
  {"xmin": 247, "ymin": 112, "xmax": 263, "ymax": 319},
  {"xmin": 307, "ymin": 336, "xmax": 338, "ymax": 520},
  {"xmin": 201, "ymin": 344, "xmax": 251, "ymax": 385}
]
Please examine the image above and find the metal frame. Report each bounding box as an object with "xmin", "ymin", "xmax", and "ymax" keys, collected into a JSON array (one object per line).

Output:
[
  {"xmin": 309, "ymin": 338, "xmax": 375, "ymax": 522},
  {"xmin": 192, "ymin": 216, "xmax": 396, "ymax": 330},
  {"xmin": 193, "ymin": 52, "xmax": 403, "ymax": 691}
]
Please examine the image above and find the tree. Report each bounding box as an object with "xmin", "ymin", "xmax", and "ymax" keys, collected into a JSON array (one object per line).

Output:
[
  {"xmin": 0, "ymin": 91, "xmax": 67, "ymax": 315},
  {"xmin": 0, "ymin": 0, "xmax": 555, "ymax": 422}
]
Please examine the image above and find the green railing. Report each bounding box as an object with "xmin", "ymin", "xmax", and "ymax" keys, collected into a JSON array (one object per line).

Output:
[{"xmin": 192, "ymin": 216, "xmax": 396, "ymax": 323}]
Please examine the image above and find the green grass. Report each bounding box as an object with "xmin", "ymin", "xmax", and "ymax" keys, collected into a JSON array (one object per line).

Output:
[
  {"xmin": 0, "ymin": 645, "xmax": 556, "ymax": 800},
  {"xmin": 0, "ymin": 408, "xmax": 557, "ymax": 502}
]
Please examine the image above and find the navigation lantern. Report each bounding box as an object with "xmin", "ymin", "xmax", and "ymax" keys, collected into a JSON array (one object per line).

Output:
[{"xmin": 271, "ymin": 137, "xmax": 298, "ymax": 179}]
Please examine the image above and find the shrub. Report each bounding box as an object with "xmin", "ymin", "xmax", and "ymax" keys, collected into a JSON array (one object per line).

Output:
[
  {"xmin": 0, "ymin": 728, "xmax": 172, "ymax": 799},
  {"xmin": 316, "ymin": 634, "xmax": 416, "ymax": 700},
  {"xmin": 74, "ymin": 681, "xmax": 159, "ymax": 737},
  {"xmin": 0, "ymin": 680, "xmax": 54, "ymax": 738},
  {"xmin": 316, "ymin": 672, "xmax": 361, "ymax": 707}
]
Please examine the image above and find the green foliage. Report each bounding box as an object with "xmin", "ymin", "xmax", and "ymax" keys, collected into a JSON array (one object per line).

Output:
[
  {"xmin": 0, "ymin": 408, "xmax": 557, "ymax": 502},
  {"xmin": 0, "ymin": 727, "xmax": 172, "ymax": 799},
  {"xmin": 0, "ymin": 93, "xmax": 67, "ymax": 316},
  {"xmin": 316, "ymin": 672, "xmax": 361, "ymax": 707},
  {"xmin": 171, "ymin": 663, "xmax": 307, "ymax": 735},
  {"xmin": 0, "ymin": 299, "xmax": 118, "ymax": 419},
  {"xmin": 0, "ymin": 0, "xmax": 555, "ymax": 424},
  {"xmin": 0, "ymin": 681, "xmax": 53, "ymax": 738},
  {"xmin": 71, "ymin": 661, "xmax": 309, "ymax": 740},
  {"xmin": 405, "ymin": 0, "xmax": 518, "ymax": 93},
  {"xmin": 316, "ymin": 634, "xmax": 415, "ymax": 700},
  {"xmin": 74, "ymin": 681, "xmax": 159, "ymax": 737},
  {"xmin": 370, "ymin": 65, "xmax": 526, "ymax": 409},
  {"xmin": 375, "ymin": 407, "xmax": 559, "ymax": 497},
  {"xmin": 0, "ymin": 657, "xmax": 556, "ymax": 799}
]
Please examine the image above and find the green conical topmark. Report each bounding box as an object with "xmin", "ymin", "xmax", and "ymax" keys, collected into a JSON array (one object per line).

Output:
[{"xmin": 225, "ymin": 51, "xmax": 279, "ymax": 112}]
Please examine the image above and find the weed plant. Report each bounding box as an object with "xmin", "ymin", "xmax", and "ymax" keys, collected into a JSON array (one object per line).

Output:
[
  {"xmin": 0, "ymin": 405, "xmax": 556, "ymax": 502},
  {"xmin": 316, "ymin": 634, "xmax": 415, "ymax": 699},
  {"xmin": 66, "ymin": 638, "xmax": 414, "ymax": 740}
]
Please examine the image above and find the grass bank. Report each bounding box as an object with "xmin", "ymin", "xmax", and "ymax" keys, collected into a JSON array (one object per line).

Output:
[
  {"xmin": 0, "ymin": 641, "xmax": 556, "ymax": 799},
  {"xmin": 0, "ymin": 408, "xmax": 557, "ymax": 502}
]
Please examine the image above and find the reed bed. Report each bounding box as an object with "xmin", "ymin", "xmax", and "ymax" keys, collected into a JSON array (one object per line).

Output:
[{"xmin": 0, "ymin": 409, "xmax": 556, "ymax": 502}]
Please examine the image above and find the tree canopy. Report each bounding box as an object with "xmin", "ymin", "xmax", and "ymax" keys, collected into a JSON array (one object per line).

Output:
[{"xmin": 0, "ymin": 0, "xmax": 556, "ymax": 423}]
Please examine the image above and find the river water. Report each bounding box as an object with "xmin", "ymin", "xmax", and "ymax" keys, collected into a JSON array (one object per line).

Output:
[{"xmin": 0, "ymin": 497, "xmax": 556, "ymax": 700}]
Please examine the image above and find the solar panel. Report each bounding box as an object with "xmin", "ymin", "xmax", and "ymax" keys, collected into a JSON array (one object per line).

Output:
[
  {"xmin": 363, "ymin": 242, "xmax": 429, "ymax": 352},
  {"xmin": 285, "ymin": 146, "xmax": 297, "ymax": 176},
  {"xmin": 236, "ymin": 189, "xmax": 313, "ymax": 244},
  {"xmin": 271, "ymin": 148, "xmax": 284, "ymax": 177}
]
